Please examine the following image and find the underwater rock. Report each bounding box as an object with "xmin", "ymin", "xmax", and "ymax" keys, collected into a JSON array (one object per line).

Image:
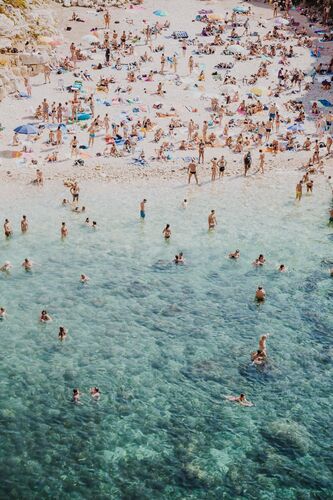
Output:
[{"xmin": 261, "ymin": 420, "xmax": 310, "ymax": 458}]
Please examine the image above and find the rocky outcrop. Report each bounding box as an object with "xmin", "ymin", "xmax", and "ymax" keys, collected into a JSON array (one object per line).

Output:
[{"xmin": 0, "ymin": 0, "xmax": 57, "ymax": 100}]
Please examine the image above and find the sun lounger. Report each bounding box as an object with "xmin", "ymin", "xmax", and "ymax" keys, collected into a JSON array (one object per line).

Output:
[{"xmin": 172, "ymin": 31, "xmax": 189, "ymax": 39}]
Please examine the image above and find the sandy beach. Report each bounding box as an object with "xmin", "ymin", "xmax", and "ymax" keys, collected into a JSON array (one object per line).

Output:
[{"xmin": 0, "ymin": 0, "xmax": 332, "ymax": 186}]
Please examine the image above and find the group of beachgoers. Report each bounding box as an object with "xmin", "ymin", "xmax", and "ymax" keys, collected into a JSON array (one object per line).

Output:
[
  {"xmin": 7, "ymin": 0, "xmax": 331, "ymax": 185},
  {"xmin": 2, "ymin": 0, "xmax": 333, "ymax": 406}
]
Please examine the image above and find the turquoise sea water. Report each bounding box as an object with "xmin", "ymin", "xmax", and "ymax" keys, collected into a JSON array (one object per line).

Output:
[{"xmin": 0, "ymin": 172, "xmax": 332, "ymax": 499}]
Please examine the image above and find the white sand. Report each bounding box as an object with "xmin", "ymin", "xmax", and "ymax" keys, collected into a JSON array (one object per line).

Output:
[{"xmin": 0, "ymin": 0, "xmax": 332, "ymax": 186}]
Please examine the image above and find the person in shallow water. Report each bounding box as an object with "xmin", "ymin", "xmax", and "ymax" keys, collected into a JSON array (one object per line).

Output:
[
  {"xmin": 90, "ymin": 387, "xmax": 101, "ymax": 399},
  {"xmin": 0, "ymin": 307, "xmax": 6, "ymax": 319},
  {"xmin": 226, "ymin": 394, "xmax": 254, "ymax": 406},
  {"xmin": 58, "ymin": 326, "xmax": 67, "ymax": 341},
  {"xmin": 0, "ymin": 261, "xmax": 12, "ymax": 272},
  {"xmin": 251, "ymin": 349, "xmax": 266, "ymax": 365},
  {"xmin": 256, "ymin": 286, "xmax": 266, "ymax": 301},
  {"xmin": 72, "ymin": 388, "xmax": 81, "ymax": 403},
  {"xmin": 40, "ymin": 310, "xmax": 52, "ymax": 322},
  {"xmin": 279, "ymin": 264, "xmax": 286, "ymax": 272},
  {"xmin": 229, "ymin": 249, "xmax": 240, "ymax": 259},
  {"xmin": 80, "ymin": 274, "xmax": 90, "ymax": 283},
  {"xmin": 208, "ymin": 210, "xmax": 217, "ymax": 230},
  {"xmin": 22, "ymin": 258, "xmax": 33, "ymax": 271},
  {"xmin": 140, "ymin": 198, "xmax": 147, "ymax": 218},
  {"xmin": 162, "ymin": 224, "xmax": 171, "ymax": 239},
  {"xmin": 253, "ymin": 254, "xmax": 266, "ymax": 266}
]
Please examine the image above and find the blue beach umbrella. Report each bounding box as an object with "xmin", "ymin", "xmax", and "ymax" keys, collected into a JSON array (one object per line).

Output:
[
  {"xmin": 14, "ymin": 124, "xmax": 38, "ymax": 135},
  {"xmin": 153, "ymin": 9, "xmax": 168, "ymax": 17}
]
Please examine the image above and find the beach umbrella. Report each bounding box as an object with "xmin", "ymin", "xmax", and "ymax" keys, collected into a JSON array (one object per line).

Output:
[
  {"xmin": 274, "ymin": 17, "xmax": 289, "ymax": 25},
  {"xmin": 14, "ymin": 124, "xmax": 38, "ymax": 135},
  {"xmin": 153, "ymin": 9, "xmax": 168, "ymax": 17},
  {"xmin": 228, "ymin": 45, "xmax": 247, "ymax": 55},
  {"xmin": 82, "ymin": 34, "xmax": 99, "ymax": 44},
  {"xmin": 233, "ymin": 6, "xmax": 249, "ymax": 13}
]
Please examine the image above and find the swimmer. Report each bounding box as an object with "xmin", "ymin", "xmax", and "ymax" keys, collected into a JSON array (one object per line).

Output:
[
  {"xmin": 0, "ymin": 261, "xmax": 12, "ymax": 272},
  {"xmin": 162, "ymin": 224, "xmax": 171, "ymax": 239},
  {"xmin": 330, "ymin": 268, "xmax": 333, "ymax": 277},
  {"xmin": 21, "ymin": 215, "xmax": 29, "ymax": 233},
  {"xmin": 140, "ymin": 198, "xmax": 147, "ymax": 219},
  {"xmin": 253, "ymin": 254, "xmax": 266, "ymax": 266},
  {"xmin": 85, "ymin": 218, "xmax": 90, "ymax": 225},
  {"xmin": 90, "ymin": 387, "xmax": 101, "ymax": 399},
  {"xmin": 80, "ymin": 274, "xmax": 90, "ymax": 283},
  {"xmin": 229, "ymin": 249, "xmax": 240, "ymax": 259},
  {"xmin": 278, "ymin": 264, "xmax": 286, "ymax": 272},
  {"xmin": 225, "ymin": 394, "xmax": 254, "ymax": 407},
  {"xmin": 72, "ymin": 388, "xmax": 81, "ymax": 403},
  {"xmin": 208, "ymin": 210, "xmax": 217, "ymax": 230},
  {"xmin": 255, "ymin": 286, "xmax": 266, "ymax": 301},
  {"xmin": 258, "ymin": 334, "xmax": 268, "ymax": 354},
  {"xmin": 4, "ymin": 219, "xmax": 12, "ymax": 238},
  {"xmin": 61, "ymin": 222, "xmax": 68, "ymax": 238},
  {"xmin": 0, "ymin": 307, "xmax": 6, "ymax": 319},
  {"xmin": 40, "ymin": 310, "xmax": 52, "ymax": 322},
  {"xmin": 92, "ymin": 221, "xmax": 97, "ymax": 229},
  {"xmin": 251, "ymin": 349, "xmax": 266, "ymax": 365},
  {"xmin": 58, "ymin": 326, "xmax": 67, "ymax": 341},
  {"xmin": 62, "ymin": 199, "xmax": 69, "ymax": 206},
  {"xmin": 182, "ymin": 199, "xmax": 188, "ymax": 209},
  {"xmin": 21, "ymin": 258, "xmax": 33, "ymax": 271},
  {"xmin": 174, "ymin": 252, "xmax": 185, "ymax": 264}
]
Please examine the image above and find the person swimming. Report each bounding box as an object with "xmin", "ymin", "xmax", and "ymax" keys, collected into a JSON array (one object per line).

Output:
[
  {"xmin": 80, "ymin": 274, "xmax": 90, "ymax": 283},
  {"xmin": 22, "ymin": 258, "xmax": 33, "ymax": 271},
  {"xmin": 182, "ymin": 199, "xmax": 188, "ymax": 209},
  {"xmin": 90, "ymin": 387, "xmax": 101, "ymax": 399},
  {"xmin": 0, "ymin": 307, "xmax": 6, "ymax": 319},
  {"xmin": 255, "ymin": 286, "xmax": 266, "ymax": 301},
  {"xmin": 0, "ymin": 261, "xmax": 12, "ymax": 272},
  {"xmin": 58, "ymin": 326, "xmax": 67, "ymax": 341},
  {"xmin": 226, "ymin": 394, "xmax": 254, "ymax": 407},
  {"xmin": 72, "ymin": 388, "xmax": 81, "ymax": 403},
  {"xmin": 251, "ymin": 349, "xmax": 266, "ymax": 365},
  {"xmin": 174, "ymin": 252, "xmax": 185, "ymax": 264},
  {"xmin": 229, "ymin": 249, "xmax": 240, "ymax": 259},
  {"xmin": 40, "ymin": 310, "xmax": 52, "ymax": 322},
  {"xmin": 278, "ymin": 264, "xmax": 286, "ymax": 272},
  {"xmin": 253, "ymin": 254, "xmax": 266, "ymax": 266}
]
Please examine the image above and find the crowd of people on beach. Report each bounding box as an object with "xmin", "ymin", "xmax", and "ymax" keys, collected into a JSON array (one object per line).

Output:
[{"xmin": 1, "ymin": 0, "xmax": 333, "ymax": 406}]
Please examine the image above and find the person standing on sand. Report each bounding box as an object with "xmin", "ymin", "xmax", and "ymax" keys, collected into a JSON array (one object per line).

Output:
[
  {"xmin": 104, "ymin": 10, "xmax": 110, "ymax": 29},
  {"xmin": 43, "ymin": 64, "xmax": 51, "ymax": 84},
  {"xmin": 188, "ymin": 119, "xmax": 195, "ymax": 141},
  {"xmin": 188, "ymin": 56, "xmax": 194, "ymax": 75},
  {"xmin": 258, "ymin": 150, "xmax": 265, "ymax": 174},
  {"xmin": 21, "ymin": 215, "xmax": 29, "ymax": 233},
  {"xmin": 188, "ymin": 161, "xmax": 199, "ymax": 185},
  {"xmin": 273, "ymin": 1, "xmax": 278, "ymax": 18},
  {"xmin": 160, "ymin": 53, "xmax": 165, "ymax": 74},
  {"xmin": 244, "ymin": 151, "xmax": 252, "ymax": 176},
  {"xmin": 88, "ymin": 123, "xmax": 96, "ymax": 148},
  {"xmin": 218, "ymin": 156, "xmax": 226, "ymax": 178},
  {"xmin": 211, "ymin": 158, "xmax": 218, "ymax": 181},
  {"xmin": 70, "ymin": 136, "xmax": 78, "ymax": 158},
  {"xmin": 140, "ymin": 199, "xmax": 147, "ymax": 219},
  {"xmin": 42, "ymin": 98, "xmax": 49, "ymax": 122},
  {"xmin": 56, "ymin": 126, "xmax": 62, "ymax": 146},
  {"xmin": 295, "ymin": 180, "xmax": 303, "ymax": 201},
  {"xmin": 198, "ymin": 140, "xmax": 205, "ymax": 164}
]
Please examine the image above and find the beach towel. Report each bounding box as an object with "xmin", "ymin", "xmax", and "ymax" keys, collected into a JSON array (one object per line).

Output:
[
  {"xmin": 310, "ymin": 50, "xmax": 321, "ymax": 58},
  {"xmin": 172, "ymin": 31, "xmax": 189, "ymax": 39},
  {"xmin": 319, "ymin": 99, "xmax": 333, "ymax": 107}
]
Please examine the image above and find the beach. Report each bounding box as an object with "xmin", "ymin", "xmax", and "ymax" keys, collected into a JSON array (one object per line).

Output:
[{"xmin": 0, "ymin": 0, "xmax": 333, "ymax": 498}]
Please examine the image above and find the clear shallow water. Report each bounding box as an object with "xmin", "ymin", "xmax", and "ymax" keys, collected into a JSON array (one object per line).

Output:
[{"xmin": 0, "ymin": 173, "xmax": 332, "ymax": 499}]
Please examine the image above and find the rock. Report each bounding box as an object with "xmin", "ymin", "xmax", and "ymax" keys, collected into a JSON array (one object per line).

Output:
[{"xmin": 261, "ymin": 419, "xmax": 310, "ymax": 458}]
